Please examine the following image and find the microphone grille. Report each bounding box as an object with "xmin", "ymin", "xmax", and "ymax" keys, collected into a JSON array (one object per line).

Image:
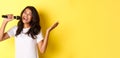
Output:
[{"xmin": 14, "ymin": 16, "xmax": 21, "ymax": 20}]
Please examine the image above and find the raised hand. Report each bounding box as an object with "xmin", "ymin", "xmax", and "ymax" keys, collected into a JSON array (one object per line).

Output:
[{"xmin": 47, "ymin": 21, "xmax": 59, "ymax": 32}]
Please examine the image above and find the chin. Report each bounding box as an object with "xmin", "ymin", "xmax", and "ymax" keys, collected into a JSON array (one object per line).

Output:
[{"xmin": 23, "ymin": 22, "xmax": 30, "ymax": 24}]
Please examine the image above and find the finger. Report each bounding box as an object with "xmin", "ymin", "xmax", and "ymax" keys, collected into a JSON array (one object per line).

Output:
[
  {"xmin": 53, "ymin": 22, "xmax": 59, "ymax": 27},
  {"xmin": 7, "ymin": 14, "xmax": 13, "ymax": 19},
  {"xmin": 50, "ymin": 22, "xmax": 59, "ymax": 30}
]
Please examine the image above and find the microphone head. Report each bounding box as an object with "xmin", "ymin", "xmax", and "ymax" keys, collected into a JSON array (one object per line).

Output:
[{"xmin": 14, "ymin": 16, "xmax": 21, "ymax": 20}]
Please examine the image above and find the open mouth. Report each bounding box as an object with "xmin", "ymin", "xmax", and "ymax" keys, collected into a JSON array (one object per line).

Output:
[{"xmin": 22, "ymin": 17, "xmax": 28, "ymax": 21}]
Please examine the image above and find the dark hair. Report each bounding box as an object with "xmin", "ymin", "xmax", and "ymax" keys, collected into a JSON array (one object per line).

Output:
[{"xmin": 15, "ymin": 6, "xmax": 41, "ymax": 39}]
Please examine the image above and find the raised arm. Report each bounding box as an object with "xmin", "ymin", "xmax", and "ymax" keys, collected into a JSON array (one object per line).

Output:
[
  {"xmin": 37, "ymin": 21, "xmax": 59, "ymax": 54},
  {"xmin": 0, "ymin": 14, "xmax": 14, "ymax": 41}
]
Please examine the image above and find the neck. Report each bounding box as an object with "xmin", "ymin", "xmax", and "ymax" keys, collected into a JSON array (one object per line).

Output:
[{"xmin": 24, "ymin": 23, "xmax": 30, "ymax": 28}]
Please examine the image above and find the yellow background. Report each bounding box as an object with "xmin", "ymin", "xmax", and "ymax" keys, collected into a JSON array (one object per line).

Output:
[{"xmin": 0, "ymin": 0, "xmax": 120, "ymax": 58}]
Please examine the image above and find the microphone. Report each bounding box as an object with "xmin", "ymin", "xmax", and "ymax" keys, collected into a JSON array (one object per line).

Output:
[{"xmin": 2, "ymin": 15, "xmax": 21, "ymax": 20}]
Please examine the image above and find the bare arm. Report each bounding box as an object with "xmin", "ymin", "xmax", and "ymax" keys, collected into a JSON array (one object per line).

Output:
[
  {"xmin": 0, "ymin": 14, "xmax": 14, "ymax": 41},
  {"xmin": 37, "ymin": 22, "xmax": 59, "ymax": 54}
]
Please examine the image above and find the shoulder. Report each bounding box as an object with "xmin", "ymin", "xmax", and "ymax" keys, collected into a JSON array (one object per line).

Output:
[
  {"xmin": 7, "ymin": 25, "xmax": 18, "ymax": 37},
  {"xmin": 38, "ymin": 31, "xmax": 43, "ymax": 35},
  {"xmin": 10, "ymin": 25, "xmax": 18, "ymax": 31},
  {"xmin": 36, "ymin": 31, "xmax": 43, "ymax": 43},
  {"xmin": 36, "ymin": 31, "xmax": 43, "ymax": 37}
]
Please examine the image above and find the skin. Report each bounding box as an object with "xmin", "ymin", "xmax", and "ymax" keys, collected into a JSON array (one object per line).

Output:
[{"xmin": 0, "ymin": 8, "xmax": 59, "ymax": 54}]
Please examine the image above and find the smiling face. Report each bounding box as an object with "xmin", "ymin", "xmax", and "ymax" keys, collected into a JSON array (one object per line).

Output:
[
  {"xmin": 22, "ymin": 8, "xmax": 32, "ymax": 24},
  {"xmin": 16, "ymin": 6, "xmax": 41, "ymax": 39}
]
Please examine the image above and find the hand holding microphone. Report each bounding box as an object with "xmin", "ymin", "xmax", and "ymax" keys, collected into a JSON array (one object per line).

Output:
[
  {"xmin": 2, "ymin": 14, "xmax": 20, "ymax": 20},
  {"xmin": 2, "ymin": 14, "xmax": 16, "ymax": 22}
]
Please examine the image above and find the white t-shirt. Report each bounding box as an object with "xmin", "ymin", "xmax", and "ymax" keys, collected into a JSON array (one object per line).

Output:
[{"xmin": 7, "ymin": 26, "xmax": 43, "ymax": 58}]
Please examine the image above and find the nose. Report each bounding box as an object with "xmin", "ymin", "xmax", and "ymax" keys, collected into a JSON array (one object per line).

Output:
[
  {"xmin": 24, "ymin": 14, "xmax": 28, "ymax": 17},
  {"xmin": 23, "ymin": 13, "xmax": 29, "ymax": 17}
]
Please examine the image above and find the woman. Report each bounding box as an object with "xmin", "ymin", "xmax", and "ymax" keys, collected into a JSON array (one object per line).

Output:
[{"xmin": 0, "ymin": 6, "xmax": 58, "ymax": 58}]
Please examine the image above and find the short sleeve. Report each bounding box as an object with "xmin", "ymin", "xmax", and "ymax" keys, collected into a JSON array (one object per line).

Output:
[
  {"xmin": 36, "ymin": 31, "xmax": 43, "ymax": 43},
  {"xmin": 7, "ymin": 26, "xmax": 17, "ymax": 37}
]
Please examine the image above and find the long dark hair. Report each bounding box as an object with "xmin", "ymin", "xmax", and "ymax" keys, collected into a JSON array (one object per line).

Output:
[{"xmin": 15, "ymin": 6, "xmax": 41, "ymax": 39}]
